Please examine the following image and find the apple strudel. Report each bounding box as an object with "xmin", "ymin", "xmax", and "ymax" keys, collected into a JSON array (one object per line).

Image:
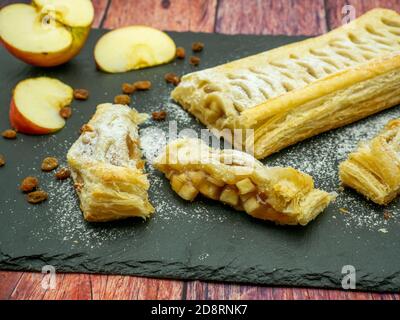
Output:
[
  {"xmin": 154, "ymin": 139, "xmax": 334, "ymax": 226},
  {"xmin": 172, "ymin": 9, "xmax": 400, "ymax": 159},
  {"xmin": 67, "ymin": 103, "xmax": 154, "ymax": 222},
  {"xmin": 339, "ymin": 119, "xmax": 400, "ymax": 205}
]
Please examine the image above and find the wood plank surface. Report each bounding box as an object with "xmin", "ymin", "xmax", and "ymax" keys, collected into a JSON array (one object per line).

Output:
[
  {"xmin": 215, "ymin": 0, "xmax": 327, "ymax": 35},
  {"xmin": 103, "ymin": 0, "xmax": 217, "ymax": 32},
  {"xmin": 1, "ymin": 0, "xmax": 400, "ymax": 300},
  {"xmin": 326, "ymin": 0, "xmax": 400, "ymax": 30}
]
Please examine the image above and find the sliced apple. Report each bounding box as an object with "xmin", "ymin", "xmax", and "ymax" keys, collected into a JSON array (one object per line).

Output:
[
  {"xmin": 94, "ymin": 26, "xmax": 176, "ymax": 73},
  {"xmin": 0, "ymin": 0, "xmax": 94, "ymax": 67},
  {"xmin": 10, "ymin": 77, "xmax": 73, "ymax": 135}
]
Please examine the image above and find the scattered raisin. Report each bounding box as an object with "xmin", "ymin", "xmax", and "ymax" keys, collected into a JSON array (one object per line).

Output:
[
  {"xmin": 80, "ymin": 124, "xmax": 94, "ymax": 133},
  {"xmin": 152, "ymin": 110, "xmax": 167, "ymax": 121},
  {"xmin": 133, "ymin": 81, "xmax": 152, "ymax": 90},
  {"xmin": 59, "ymin": 106, "xmax": 72, "ymax": 119},
  {"xmin": 20, "ymin": 176, "xmax": 39, "ymax": 193},
  {"xmin": 2, "ymin": 129, "xmax": 17, "ymax": 139},
  {"xmin": 41, "ymin": 157, "xmax": 58, "ymax": 172},
  {"xmin": 0, "ymin": 154, "xmax": 5, "ymax": 167},
  {"xmin": 27, "ymin": 190, "xmax": 48, "ymax": 204},
  {"xmin": 74, "ymin": 88, "xmax": 89, "ymax": 100},
  {"xmin": 192, "ymin": 42, "xmax": 204, "ymax": 52},
  {"xmin": 55, "ymin": 167, "xmax": 71, "ymax": 180},
  {"xmin": 164, "ymin": 72, "xmax": 180, "ymax": 86},
  {"xmin": 114, "ymin": 94, "xmax": 131, "ymax": 105},
  {"xmin": 384, "ymin": 210, "xmax": 392, "ymax": 220},
  {"xmin": 189, "ymin": 56, "xmax": 201, "ymax": 66},
  {"xmin": 122, "ymin": 83, "xmax": 136, "ymax": 94},
  {"xmin": 176, "ymin": 47, "xmax": 186, "ymax": 59}
]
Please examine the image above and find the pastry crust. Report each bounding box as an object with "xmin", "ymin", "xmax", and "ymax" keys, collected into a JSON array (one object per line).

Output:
[
  {"xmin": 339, "ymin": 119, "xmax": 400, "ymax": 205},
  {"xmin": 171, "ymin": 9, "xmax": 400, "ymax": 159},
  {"xmin": 67, "ymin": 103, "xmax": 154, "ymax": 222},
  {"xmin": 154, "ymin": 138, "xmax": 334, "ymax": 226}
]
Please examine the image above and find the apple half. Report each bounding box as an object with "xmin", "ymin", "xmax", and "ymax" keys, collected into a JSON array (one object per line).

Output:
[
  {"xmin": 0, "ymin": 0, "xmax": 94, "ymax": 67},
  {"xmin": 94, "ymin": 26, "xmax": 176, "ymax": 73},
  {"xmin": 10, "ymin": 77, "xmax": 73, "ymax": 135}
]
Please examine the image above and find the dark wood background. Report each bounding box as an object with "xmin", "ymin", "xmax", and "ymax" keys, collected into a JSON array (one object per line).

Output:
[{"xmin": 1, "ymin": 0, "xmax": 400, "ymax": 300}]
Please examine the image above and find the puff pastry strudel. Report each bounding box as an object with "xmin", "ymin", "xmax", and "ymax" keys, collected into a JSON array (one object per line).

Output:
[
  {"xmin": 154, "ymin": 139, "xmax": 334, "ymax": 226},
  {"xmin": 339, "ymin": 119, "xmax": 400, "ymax": 205},
  {"xmin": 172, "ymin": 9, "xmax": 400, "ymax": 159},
  {"xmin": 67, "ymin": 103, "xmax": 154, "ymax": 222}
]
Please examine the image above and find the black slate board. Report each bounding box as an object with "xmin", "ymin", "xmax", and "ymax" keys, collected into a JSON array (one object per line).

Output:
[{"xmin": 1, "ymin": 29, "xmax": 400, "ymax": 293}]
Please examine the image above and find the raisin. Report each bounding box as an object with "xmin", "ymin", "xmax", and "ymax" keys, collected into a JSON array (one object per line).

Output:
[
  {"xmin": 133, "ymin": 81, "xmax": 152, "ymax": 90},
  {"xmin": 152, "ymin": 110, "xmax": 167, "ymax": 121},
  {"xmin": 114, "ymin": 94, "xmax": 131, "ymax": 105},
  {"xmin": 0, "ymin": 154, "xmax": 5, "ymax": 167},
  {"xmin": 20, "ymin": 176, "xmax": 39, "ymax": 192},
  {"xmin": 27, "ymin": 190, "xmax": 48, "ymax": 204},
  {"xmin": 122, "ymin": 83, "xmax": 136, "ymax": 94},
  {"xmin": 74, "ymin": 88, "xmax": 89, "ymax": 100},
  {"xmin": 2, "ymin": 129, "xmax": 17, "ymax": 139},
  {"xmin": 176, "ymin": 47, "xmax": 186, "ymax": 59},
  {"xmin": 80, "ymin": 124, "xmax": 94, "ymax": 133},
  {"xmin": 164, "ymin": 73, "xmax": 180, "ymax": 86},
  {"xmin": 59, "ymin": 106, "xmax": 72, "ymax": 119},
  {"xmin": 41, "ymin": 157, "xmax": 58, "ymax": 172},
  {"xmin": 189, "ymin": 56, "xmax": 200, "ymax": 66},
  {"xmin": 55, "ymin": 167, "xmax": 71, "ymax": 180},
  {"xmin": 192, "ymin": 42, "xmax": 204, "ymax": 52}
]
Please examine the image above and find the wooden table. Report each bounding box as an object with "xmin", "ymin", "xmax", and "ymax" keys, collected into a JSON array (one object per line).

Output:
[{"xmin": 1, "ymin": 0, "xmax": 400, "ymax": 300}]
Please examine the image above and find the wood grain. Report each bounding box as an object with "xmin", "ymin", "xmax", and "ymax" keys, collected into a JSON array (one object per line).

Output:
[
  {"xmin": 0, "ymin": 271, "xmax": 23, "ymax": 300},
  {"xmin": 103, "ymin": 0, "xmax": 217, "ymax": 32},
  {"xmin": 92, "ymin": 0, "xmax": 110, "ymax": 28},
  {"xmin": 216, "ymin": 0, "xmax": 327, "ymax": 35},
  {"xmin": 326, "ymin": 0, "xmax": 400, "ymax": 30}
]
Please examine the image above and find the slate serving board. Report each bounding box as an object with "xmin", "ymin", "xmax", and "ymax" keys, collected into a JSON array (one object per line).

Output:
[{"xmin": 1, "ymin": 29, "xmax": 400, "ymax": 293}]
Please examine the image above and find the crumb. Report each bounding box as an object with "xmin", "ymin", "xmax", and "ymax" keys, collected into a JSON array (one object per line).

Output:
[
  {"xmin": 114, "ymin": 94, "xmax": 131, "ymax": 105},
  {"xmin": 0, "ymin": 154, "xmax": 5, "ymax": 167},
  {"xmin": 383, "ymin": 210, "xmax": 392, "ymax": 220},
  {"xmin": 164, "ymin": 72, "xmax": 180, "ymax": 86},
  {"xmin": 378, "ymin": 228, "xmax": 388, "ymax": 234},
  {"xmin": 122, "ymin": 83, "xmax": 136, "ymax": 94},
  {"xmin": 337, "ymin": 186, "xmax": 344, "ymax": 192},
  {"xmin": 133, "ymin": 81, "xmax": 152, "ymax": 90},
  {"xmin": 80, "ymin": 124, "xmax": 94, "ymax": 133},
  {"xmin": 20, "ymin": 176, "xmax": 39, "ymax": 193},
  {"xmin": 41, "ymin": 157, "xmax": 59, "ymax": 172},
  {"xmin": 339, "ymin": 208, "xmax": 349, "ymax": 214},
  {"xmin": 27, "ymin": 190, "xmax": 48, "ymax": 204},
  {"xmin": 74, "ymin": 89, "xmax": 89, "ymax": 100},
  {"xmin": 55, "ymin": 167, "xmax": 71, "ymax": 180},
  {"xmin": 59, "ymin": 106, "xmax": 72, "ymax": 119},
  {"xmin": 2, "ymin": 129, "xmax": 17, "ymax": 139},
  {"xmin": 192, "ymin": 42, "xmax": 204, "ymax": 52},
  {"xmin": 190, "ymin": 56, "xmax": 200, "ymax": 66},
  {"xmin": 152, "ymin": 110, "xmax": 167, "ymax": 121},
  {"xmin": 176, "ymin": 47, "xmax": 186, "ymax": 59}
]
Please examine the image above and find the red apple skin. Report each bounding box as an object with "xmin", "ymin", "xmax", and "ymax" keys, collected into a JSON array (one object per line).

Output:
[
  {"xmin": 9, "ymin": 97, "xmax": 59, "ymax": 135},
  {"xmin": 0, "ymin": 26, "xmax": 91, "ymax": 67}
]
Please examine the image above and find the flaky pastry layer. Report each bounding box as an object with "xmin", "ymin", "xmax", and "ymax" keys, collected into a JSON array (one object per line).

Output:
[
  {"xmin": 154, "ymin": 139, "xmax": 334, "ymax": 226},
  {"xmin": 339, "ymin": 119, "xmax": 400, "ymax": 205},
  {"xmin": 67, "ymin": 103, "xmax": 154, "ymax": 222},
  {"xmin": 172, "ymin": 9, "xmax": 400, "ymax": 159}
]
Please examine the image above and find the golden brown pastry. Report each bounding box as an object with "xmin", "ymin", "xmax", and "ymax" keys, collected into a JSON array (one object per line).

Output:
[
  {"xmin": 67, "ymin": 103, "xmax": 154, "ymax": 222},
  {"xmin": 172, "ymin": 9, "xmax": 400, "ymax": 159},
  {"xmin": 154, "ymin": 138, "xmax": 334, "ymax": 226},
  {"xmin": 339, "ymin": 119, "xmax": 400, "ymax": 205}
]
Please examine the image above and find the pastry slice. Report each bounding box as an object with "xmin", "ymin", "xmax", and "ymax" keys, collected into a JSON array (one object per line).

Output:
[
  {"xmin": 172, "ymin": 9, "xmax": 400, "ymax": 159},
  {"xmin": 154, "ymin": 138, "xmax": 334, "ymax": 226},
  {"xmin": 67, "ymin": 103, "xmax": 154, "ymax": 222},
  {"xmin": 339, "ymin": 119, "xmax": 400, "ymax": 205}
]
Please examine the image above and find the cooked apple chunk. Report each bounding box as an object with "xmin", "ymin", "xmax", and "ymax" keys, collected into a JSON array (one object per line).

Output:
[{"xmin": 94, "ymin": 26, "xmax": 176, "ymax": 73}]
